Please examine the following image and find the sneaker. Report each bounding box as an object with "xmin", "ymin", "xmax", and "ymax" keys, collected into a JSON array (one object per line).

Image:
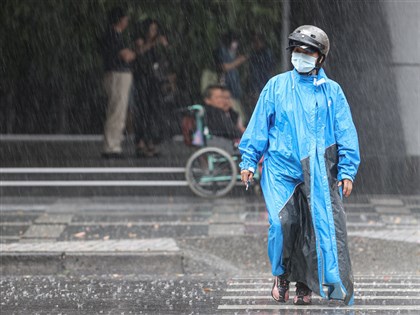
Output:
[
  {"xmin": 271, "ymin": 275, "xmax": 290, "ymax": 303},
  {"xmin": 293, "ymin": 282, "xmax": 312, "ymax": 305}
]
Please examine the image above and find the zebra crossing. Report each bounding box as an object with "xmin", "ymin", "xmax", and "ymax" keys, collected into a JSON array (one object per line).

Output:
[{"xmin": 218, "ymin": 275, "xmax": 420, "ymax": 313}]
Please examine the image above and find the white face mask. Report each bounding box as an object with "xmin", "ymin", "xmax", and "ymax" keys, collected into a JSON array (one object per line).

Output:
[{"xmin": 291, "ymin": 52, "xmax": 318, "ymax": 74}]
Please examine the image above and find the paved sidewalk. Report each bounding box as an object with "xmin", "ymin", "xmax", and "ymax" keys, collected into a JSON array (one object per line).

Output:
[
  {"xmin": 1, "ymin": 195, "xmax": 419, "ymax": 314},
  {"xmin": 1, "ymin": 195, "xmax": 419, "ymax": 275},
  {"xmin": 1, "ymin": 195, "xmax": 419, "ymax": 245}
]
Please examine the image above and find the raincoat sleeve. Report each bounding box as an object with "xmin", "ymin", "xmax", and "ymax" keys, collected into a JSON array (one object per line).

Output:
[
  {"xmin": 239, "ymin": 85, "xmax": 275, "ymax": 173},
  {"xmin": 334, "ymin": 87, "xmax": 360, "ymax": 182}
]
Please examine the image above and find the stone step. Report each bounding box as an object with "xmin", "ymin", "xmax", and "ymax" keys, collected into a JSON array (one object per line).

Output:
[
  {"xmin": 0, "ymin": 238, "xmax": 183, "ymax": 276},
  {"xmin": 0, "ymin": 166, "xmax": 249, "ymax": 197}
]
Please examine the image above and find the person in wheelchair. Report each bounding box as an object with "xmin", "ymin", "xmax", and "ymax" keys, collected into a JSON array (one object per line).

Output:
[{"xmin": 202, "ymin": 84, "xmax": 245, "ymax": 154}]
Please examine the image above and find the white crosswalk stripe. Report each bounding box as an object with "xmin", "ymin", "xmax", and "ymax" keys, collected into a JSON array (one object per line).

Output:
[
  {"xmin": 226, "ymin": 287, "xmax": 420, "ymax": 292},
  {"xmin": 218, "ymin": 305, "xmax": 420, "ymax": 311},
  {"xmin": 219, "ymin": 275, "xmax": 420, "ymax": 313},
  {"xmin": 222, "ymin": 295, "xmax": 420, "ymax": 300},
  {"xmin": 227, "ymin": 282, "xmax": 420, "ymax": 287},
  {"xmin": 231, "ymin": 275, "xmax": 420, "ymax": 280}
]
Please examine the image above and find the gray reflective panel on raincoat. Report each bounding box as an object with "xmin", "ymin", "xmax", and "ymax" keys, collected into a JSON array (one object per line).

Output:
[{"xmin": 239, "ymin": 69, "xmax": 360, "ymax": 305}]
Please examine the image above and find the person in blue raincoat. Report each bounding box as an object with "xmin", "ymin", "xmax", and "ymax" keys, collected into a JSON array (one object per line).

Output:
[{"xmin": 239, "ymin": 25, "xmax": 360, "ymax": 306}]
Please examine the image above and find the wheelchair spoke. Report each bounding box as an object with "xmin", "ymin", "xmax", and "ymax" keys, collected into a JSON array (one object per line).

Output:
[{"xmin": 186, "ymin": 147, "xmax": 238, "ymax": 198}]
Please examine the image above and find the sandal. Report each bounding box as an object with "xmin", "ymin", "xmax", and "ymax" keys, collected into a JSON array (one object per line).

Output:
[
  {"xmin": 271, "ymin": 275, "xmax": 290, "ymax": 303},
  {"xmin": 293, "ymin": 282, "xmax": 312, "ymax": 305}
]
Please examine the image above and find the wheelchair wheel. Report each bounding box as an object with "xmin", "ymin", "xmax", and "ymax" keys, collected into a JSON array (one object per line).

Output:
[{"xmin": 185, "ymin": 147, "xmax": 238, "ymax": 198}]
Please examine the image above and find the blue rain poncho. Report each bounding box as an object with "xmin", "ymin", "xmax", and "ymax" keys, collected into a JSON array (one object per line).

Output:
[{"xmin": 239, "ymin": 68, "xmax": 360, "ymax": 305}]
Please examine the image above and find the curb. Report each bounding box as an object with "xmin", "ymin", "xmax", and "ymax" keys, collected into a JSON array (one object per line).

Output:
[
  {"xmin": 0, "ymin": 239, "xmax": 184, "ymax": 275},
  {"xmin": 0, "ymin": 251, "xmax": 183, "ymax": 275}
]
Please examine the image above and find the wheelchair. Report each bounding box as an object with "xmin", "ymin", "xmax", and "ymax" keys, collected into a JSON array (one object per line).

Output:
[{"xmin": 183, "ymin": 105, "xmax": 260, "ymax": 198}]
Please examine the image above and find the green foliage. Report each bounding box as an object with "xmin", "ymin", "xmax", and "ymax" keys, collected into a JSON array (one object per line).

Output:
[{"xmin": 1, "ymin": 0, "xmax": 285, "ymax": 133}]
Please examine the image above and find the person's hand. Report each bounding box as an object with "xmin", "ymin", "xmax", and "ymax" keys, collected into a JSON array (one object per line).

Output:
[
  {"xmin": 237, "ymin": 55, "xmax": 247, "ymax": 64},
  {"xmin": 338, "ymin": 179, "xmax": 353, "ymax": 197},
  {"xmin": 159, "ymin": 35, "xmax": 169, "ymax": 47},
  {"xmin": 241, "ymin": 170, "xmax": 254, "ymax": 188}
]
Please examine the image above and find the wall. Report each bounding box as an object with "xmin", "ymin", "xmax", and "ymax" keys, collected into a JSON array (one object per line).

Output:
[
  {"xmin": 385, "ymin": 1, "xmax": 420, "ymax": 156},
  {"xmin": 291, "ymin": 0, "xmax": 419, "ymax": 193}
]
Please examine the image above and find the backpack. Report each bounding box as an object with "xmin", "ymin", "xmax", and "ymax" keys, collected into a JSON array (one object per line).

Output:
[
  {"xmin": 182, "ymin": 113, "xmax": 196, "ymax": 146},
  {"xmin": 181, "ymin": 112, "xmax": 204, "ymax": 147}
]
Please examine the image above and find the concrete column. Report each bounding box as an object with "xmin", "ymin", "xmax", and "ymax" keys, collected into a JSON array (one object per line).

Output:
[
  {"xmin": 384, "ymin": 2, "xmax": 420, "ymax": 156},
  {"xmin": 289, "ymin": 0, "xmax": 419, "ymax": 193},
  {"xmin": 281, "ymin": 1, "xmax": 291, "ymax": 72}
]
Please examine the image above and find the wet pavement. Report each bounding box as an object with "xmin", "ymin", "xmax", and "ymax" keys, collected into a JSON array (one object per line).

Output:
[
  {"xmin": 2, "ymin": 274, "xmax": 420, "ymax": 314},
  {"xmin": 1, "ymin": 195, "xmax": 420, "ymax": 314}
]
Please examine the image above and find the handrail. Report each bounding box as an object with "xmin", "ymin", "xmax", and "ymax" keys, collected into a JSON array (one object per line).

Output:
[{"xmin": 0, "ymin": 167, "xmax": 186, "ymax": 174}]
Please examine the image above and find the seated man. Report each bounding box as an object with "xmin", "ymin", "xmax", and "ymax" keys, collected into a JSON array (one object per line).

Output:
[
  {"xmin": 202, "ymin": 84, "xmax": 244, "ymax": 153},
  {"xmin": 203, "ymin": 84, "xmax": 244, "ymax": 139}
]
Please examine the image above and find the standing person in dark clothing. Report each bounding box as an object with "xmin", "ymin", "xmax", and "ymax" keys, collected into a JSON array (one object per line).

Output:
[
  {"xmin": 247, "ymin": 32, "xmax": 276, "ymax": 117},
  {"xmin": 132, "ymin": 19, "xmax": 174, "ymax": 157},
  {"xmin": 214, "ymin": 31, "xmax": 247, "ymax": 124},
  {"xmin": 101, "ymin": 7, "xmax": 136, "ymax": 158}
]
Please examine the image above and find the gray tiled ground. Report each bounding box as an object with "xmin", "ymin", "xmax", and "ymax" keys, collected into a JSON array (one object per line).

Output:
[
  {"xmin": 35, "ymin": 214, "xmax": 73, "ymax": 224},
  {"xmin": 1, "ymin": 238, "xmax": 179, "ymax": 252},
  {"xmin": 348, "ymin": 229, "xmax": 420, "ymax": 244},
  {"xmin": 209, "ymin": 213, "xmax": 246, "ymax": 223},
  {"xmin": 370, "ymin": 197, "xmax": 406, "ymax": 206},
  {"xmin": 380, "ymin": 215, "xmax": 418, "ymax": 225},
  {"xmin": 22, "ymin": 224, "xmax": 66, "ymax": 239},
  {"xmin": 209, "ymin": 224, "xmax": 245, "ymax": 236},
  {"xmin": 375, "ymin": 207, "xmax": 411, "ymax": 214},
  {"xmin": 1, "ymin": 238, "xmax": 179, "ymax": 253},
  {"xmin": 0, "ymin": 195, "xmax": 419, "ymax": 245}
]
